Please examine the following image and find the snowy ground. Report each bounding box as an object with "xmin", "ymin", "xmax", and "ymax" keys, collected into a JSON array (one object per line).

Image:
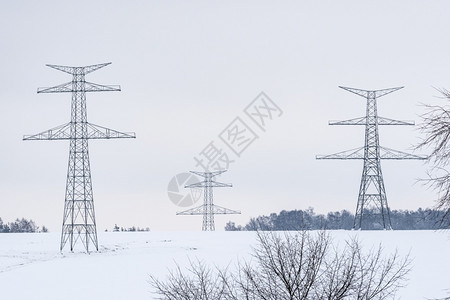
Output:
[{"xmin": 0, "ymin": 230, "xmax": 449, "ymax": 300}]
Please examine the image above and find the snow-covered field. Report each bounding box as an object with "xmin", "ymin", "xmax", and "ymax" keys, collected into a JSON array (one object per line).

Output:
[{"xmin": 0, "ymin": 230, "xmax": 449, "ymax": 299}]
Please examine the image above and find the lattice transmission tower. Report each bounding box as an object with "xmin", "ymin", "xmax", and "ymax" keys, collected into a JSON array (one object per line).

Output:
[
  {"xmin": 317, "ymin": 86, "xmax": 426, "ymax": 230},
  {"xmin": 24, "ymin": 63, "xmax": 135, "ymax": 251},
  {"xmin": 177, "ymin": 170, "xmax": 240, "ymax": 231}
]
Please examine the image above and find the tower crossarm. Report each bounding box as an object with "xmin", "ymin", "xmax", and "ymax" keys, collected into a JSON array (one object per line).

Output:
[
  {"xmin": 37, "ymin": 82, "xmax": 120, "ymax": 93},
  {"xmin": 176, "ymin": 204, "xmax": 240, "ymax": 215},
  {"xmin": 23, "ymin": 123, "xmax": 71, "ymax": 140},
  {"xmin": 316, "ymin": 147, "xmax": 364, "ymax": 160},
  {"xmin": 316, "ymin": 146, "xmax": 427, "ymax": 160},
  {"xmin": 37, "ymin": 82, "xmax": 73, "ymax": 93},
  {"xmin": 190, "ymin": 170, "xmax": 227, "ymax": 178},
  {"xmin": 84, "ymin": 82, "xmax": 121, "ymax": 93},
  {"xmin": 329, "ymin": 116, "xmax": 414, "ymax": 126},
  {"xmin": 23, "ymin": 122, "xmax": 135, "ymax": 140},
  {"xmin": 329, "ymin": 117, "xmax": 366, "ymax": 125},
  {"xmin": 379, "ymin": 147, "xmax": 428, "ymax": 160},
  {"xmin": 210, "ymin": 182, "xmax": 233, "ymax": 188},
  {"xmin": 186, "ymin": 170, "xmax": 232, "ymax": 188},
  {"xmin": 39, "ymin": 62, "xmax": 120, "ymax": 93},
  {"xmin": 339, "ymin": 86, "xmax": 404, "ymax": 99},
  {"xmin": 86, "ymin": 123, "xmax": 136, "ymax": 139},
  {"xmin": 212, "ymin": 205, "xmax": 241, "ymax": 215},
  {"xmin": 185, "ymin": 182, "xmax": 205, "ymax": 188},
  {"xmin": 176, "ymin": 205, "xmax": 205, "ymax": 215},
  {"xmin": 46, "ymin": 62, "xmax": 112, "ymax": 75},
  {"xmin": 185, "ymin": 181, "xmax": 232, "ymax": 188},
  {"xmin": 377, "ymin": 117, "xmax": 415, "ymax": 126}
]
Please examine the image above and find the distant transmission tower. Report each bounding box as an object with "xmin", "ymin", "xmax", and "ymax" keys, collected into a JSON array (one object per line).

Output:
[
  {"xmin": 317, "ymin": 86, "xmax": 426, "ymax": 230},
  {"xmin": 24, "ymin": 63, "xmax": 135, "ymax": 251},
  {"xmin": 177, "ymin": 170, "xmax": 240, "ymax": 231}
]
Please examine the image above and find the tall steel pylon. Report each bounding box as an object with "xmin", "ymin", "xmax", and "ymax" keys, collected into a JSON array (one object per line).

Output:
[
  {"xmin": 317, "ymin": 86, "xmax": 426, "ymax": 230},
  {"xmin": 24, "ymin": 63, "xmax": 135, "ymax": 251},
  {"xmin": 177, "ymin": 170, "xmax": 240, "ymax": 231}
]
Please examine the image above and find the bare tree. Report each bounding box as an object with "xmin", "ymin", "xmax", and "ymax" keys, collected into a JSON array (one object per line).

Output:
[
  {"xmin": 417, "ymin": 88, "xmax": 450, "ymax": 228},
  {"xmin": 236, "ymin": 231, "xmax": 329, "ymax": 299},
  {"xmin": 149, "ymin": 258, "xmax": 234, "ymax": 300},
  {"xmin": 149, "ymin": 231, "xmax": 411, "ymax": 300}
]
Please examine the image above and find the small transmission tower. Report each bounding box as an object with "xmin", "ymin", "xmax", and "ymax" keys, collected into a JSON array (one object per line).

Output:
[
  {"xmin": 24, "ymin": 63, "xmax": 135, "ymax": 251},
  {"xmin": 317, "ymin": 86, "xmax": 426, "ymax": 230},
  {"xmin": 177, "ymin": 170, "xmax": 240, "ymax": 231}
]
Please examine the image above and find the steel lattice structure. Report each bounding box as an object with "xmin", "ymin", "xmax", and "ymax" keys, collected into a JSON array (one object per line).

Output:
[
  {"xmin": 177, "ymin": 170, "xmax": 240, "ymax": 231},
  {"xmin": 317, "ymin": 86, "xmax": 426, "ymax": 230},
  {"xmin": 24, "ymin": 63, "xmax": 135, "ymax": 251}
]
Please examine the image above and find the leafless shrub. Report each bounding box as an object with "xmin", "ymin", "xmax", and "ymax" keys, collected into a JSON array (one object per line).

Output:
[
  {"xmin": 149, "ymin": 258, "xmax": 234, "ymax": 300},
  {"xmin": 150, "ymin": 231, "xmax": 411, "ymax": 300}
]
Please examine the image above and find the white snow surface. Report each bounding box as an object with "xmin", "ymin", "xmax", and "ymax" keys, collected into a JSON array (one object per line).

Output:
[{"xmin": 0, "ymin": 230, "xmax": 449, "ymax": 300}]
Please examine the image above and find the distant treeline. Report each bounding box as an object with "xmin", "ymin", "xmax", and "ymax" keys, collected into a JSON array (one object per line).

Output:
[
  {"xmin": 225, "ymin": 207, "xmax": 448, "ymax": 231},
  {"xmin": 110, "ymin": 224, "xmax": 150, "ymax": 232},
  {"xmin": 0, "ymin": 217, "xmax": 47, "ymax": 233}
]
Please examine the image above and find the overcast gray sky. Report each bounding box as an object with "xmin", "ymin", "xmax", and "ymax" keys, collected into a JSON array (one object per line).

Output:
[{"xmin": 1, "ymin": 1, "xmax": 448, "ymax": 231}]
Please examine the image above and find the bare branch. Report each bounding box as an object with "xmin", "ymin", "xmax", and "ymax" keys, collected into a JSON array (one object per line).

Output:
[
  {"xmin": 416, "ymin": 88, "xmax": 450, "ymax": 228},
  {"xmin": 149, "ymin": 231, "xmax": 411, "ymax": 299}
]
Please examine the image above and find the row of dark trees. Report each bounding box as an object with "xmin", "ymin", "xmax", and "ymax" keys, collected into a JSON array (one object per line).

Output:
[
  {"xmin": 225, "ymin": 207, "xmax": 448, "ymax": 231},
  {"xmin": 111, "ymin": 224, "xmax": 150, "ymax": 232},
  {"xmin": 0, "ymin": 217, "xmax": 47, "ymax": 233}
]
